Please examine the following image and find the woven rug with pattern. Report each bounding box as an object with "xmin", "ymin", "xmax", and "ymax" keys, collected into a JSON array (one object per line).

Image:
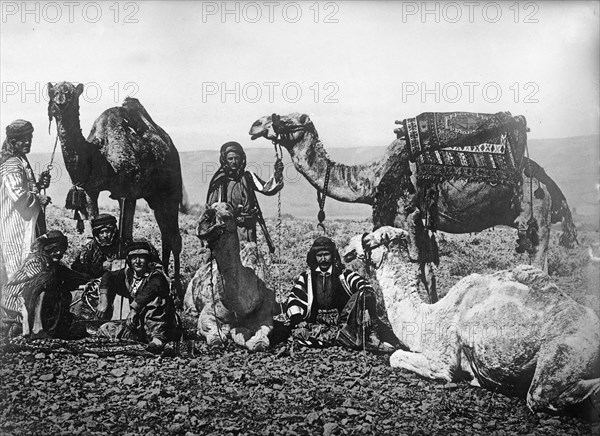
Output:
[{"xmin": 402, "ymin": 111, "xmax": 527, "ymax": 185}]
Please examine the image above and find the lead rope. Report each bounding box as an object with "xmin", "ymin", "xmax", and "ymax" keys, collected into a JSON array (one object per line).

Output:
[
  {"xmin": 40, "ymin": 134, "xmax": 59, "ymax": 207},
  {"xmin": 317, "ymin": 161, "xmax": 332, "ymax": 233},
  {"xmin": 208, "ymin": 249, "xmax": 225, "ymax": 344},
  {"xmin": 272, "ymin": 140, "xmax": 285, "ymax": 315}
]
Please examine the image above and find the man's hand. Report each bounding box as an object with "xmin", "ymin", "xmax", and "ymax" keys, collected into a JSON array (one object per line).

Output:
[
  {"xmin": 362, "ymin": 310, "xmax": 372, "ymax": 329},
  {"xmin": 102, "ymin": 260, "xmax": 113, "ymax": 271},
  {"xmin": 38, "ymin": 170, "xmax": 51, "ymax": 190},
  {"xmin": 96, "ymin": 292, "xmax": 109, "ymax": 318},
  {"xmin": 39, "ymin": 195, "xmax": 51, "ymax": 206},
  {"xmin": 274, "ymin": 159, "xmax": 284, "ymax": 182},
  {"xmin": 125, "ymin": 309, "xmax": 138, "ymax": 330}
]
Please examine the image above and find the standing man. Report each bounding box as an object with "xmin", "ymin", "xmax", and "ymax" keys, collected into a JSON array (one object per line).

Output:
[
  {"xmin": 206, "ymin": 141, "xmax": 283, "ymax": 245},
  {"xmin": 0, "ymin": 120, "xmax": 51, "ymax": 283},
  {"xmin": 286, "ymin": 236, "xmax": 397, "ymax": 352}
]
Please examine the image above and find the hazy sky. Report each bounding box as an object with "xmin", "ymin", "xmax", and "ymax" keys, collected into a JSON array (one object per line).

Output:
[{"xmin": 1, "ymin": 1, "xmax": 598, "ymax": 153}]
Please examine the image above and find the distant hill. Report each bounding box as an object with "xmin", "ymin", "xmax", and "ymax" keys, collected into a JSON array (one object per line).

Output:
[{"xmin": 27, "ymin": 134, "xmax": 598, "ymax": 222}]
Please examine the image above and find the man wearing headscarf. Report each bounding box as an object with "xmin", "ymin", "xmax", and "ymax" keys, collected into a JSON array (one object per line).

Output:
[
  {"xmin": 206, "ymin": 141, "xmax": 283, "ymax": 243},
  {"xmin": 0, "ymin": 230, "xmax": 89, "ymax": 339},
  {"xmin": 285, "ymin": 236, "xmax": 397, "ymax": 352},
  {"xmin": 71, "ymin": 213, "xmax": 125, "ymax": 319},
  {"xmin": 72, "ymin": 214, "xmax": 123, "ymax": 277},
  {"xmin": 0, "ymin": 120, "xmax": 51, "ymax": 283},
  {"xmin": 96, "ymin": 239, "xmax": 181, "ymax": 354}
]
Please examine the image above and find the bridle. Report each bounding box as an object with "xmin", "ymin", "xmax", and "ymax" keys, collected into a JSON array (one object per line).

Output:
[
  {"xmin": 270, "ymin": 113, "xmax": 316, "ymax": 145},
  {"xmin": 358, "ymin": 233, "xmax": 385, "ymax": 273}
]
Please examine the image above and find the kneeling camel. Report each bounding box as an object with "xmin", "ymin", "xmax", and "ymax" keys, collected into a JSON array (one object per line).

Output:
[{"xmin": 343, "ymin": 227, "xmax": 599, "ymax": 414}]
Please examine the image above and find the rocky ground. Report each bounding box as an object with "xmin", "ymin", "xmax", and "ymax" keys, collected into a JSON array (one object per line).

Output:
[{"xmin": 1, "ymin": 206, "xmax": 599, "ymax": 435}]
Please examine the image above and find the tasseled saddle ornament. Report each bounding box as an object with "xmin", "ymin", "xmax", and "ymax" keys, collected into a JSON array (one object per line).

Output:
[{"xmin": 65, "ymin": 185, "xmax": 89, "ymax": 234}]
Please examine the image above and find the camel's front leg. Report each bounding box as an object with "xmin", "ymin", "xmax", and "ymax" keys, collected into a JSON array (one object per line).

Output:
[
  {"xmin": 390, "ymin": 350, "xmax": 451, "ymax": 382},
  {"xmin": 420, "ymin": 262, "xmax": 438, "ymax": 303},
  {"xmin": 516, "ymin": 177, "xmax": 551, "ymax": 271},
  {"xmin": 198, "ymin": 303, "xmax": 231, "ymax": 346}
]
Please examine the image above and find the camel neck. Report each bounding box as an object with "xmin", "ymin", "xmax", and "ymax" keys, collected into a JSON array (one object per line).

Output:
[
  {"xmin": 210, "ymin": 231, "xmax": 252, "ymax": 314},
  {"xmin": 286, "ymin": 132, "xmax": 390, "ymax": 204},
  {"xmin": 375, "ymin": 246, "xmax": 426, "ymax": 350},
  {"xmin": 54, "ymin": 103, "xmax": 88, "ymax": 183}
]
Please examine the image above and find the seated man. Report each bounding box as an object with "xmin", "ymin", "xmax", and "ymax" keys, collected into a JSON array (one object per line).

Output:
[
  {"xmin": 286, "ymin": 236, "xmax": 397, "ymax": 352},
  {"xmin": 96, "ymin": 239, "xmax": 181, "ymax": 354},
  {"xmin": 72, "ymin": 213, "xmax": 123, "ymax": 277},
  {"xmin": 71, "ymin": 214, "xmax": 125, "ymax": 319},
  {"xmin": 0, "ymin": 230, "xmax": 89, "ymax": 339}
]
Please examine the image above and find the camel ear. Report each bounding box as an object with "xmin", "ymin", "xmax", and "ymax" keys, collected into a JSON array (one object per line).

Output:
[
  {"xmin": 47, "ymin": 83, "xmax": 54, "ymax": 99},
  {"xmin": 300, "ymin": 114, "xmax": 310, "ymax": 124},
  {"xmin": 75, "ymin": 83, "xmax": 84, "ymax": 95}
]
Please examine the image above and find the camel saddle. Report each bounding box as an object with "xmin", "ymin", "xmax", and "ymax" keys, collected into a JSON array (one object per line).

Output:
[{"xmin": 399, "ymin": 111, "xmax": 528, "ymax": 186}]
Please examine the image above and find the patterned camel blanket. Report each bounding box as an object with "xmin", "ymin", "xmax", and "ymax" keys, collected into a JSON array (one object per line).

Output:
[{"xmin": 402, "ymin": 112, "xmax": 527, "ymax": 186}]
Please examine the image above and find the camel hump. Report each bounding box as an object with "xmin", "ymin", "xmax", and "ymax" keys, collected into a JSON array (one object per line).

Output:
[{"xmin": 121, "ymin": 97, "xmax": 157, "ymax": 135}]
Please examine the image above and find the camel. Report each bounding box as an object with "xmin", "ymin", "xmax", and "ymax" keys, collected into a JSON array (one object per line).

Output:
[
  {"xmin": 249, "ymin": 112, "xmax": 577, "ymax": 302},
  {"xmin": 192, "ymin": 202, "xmax": 275, "ymax": 351},
  {"xmin": 342, "ymin": 226, "xmax": 600, "ymax": 414},
  {"xmin": 46, "ymin": 82, "xmax": 183, "ymax": 294}
]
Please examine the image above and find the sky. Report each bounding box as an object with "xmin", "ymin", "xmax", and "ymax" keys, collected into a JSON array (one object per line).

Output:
[{"xmin": 1, "ymin": 1, "xmax": 598, "ymax": 153}]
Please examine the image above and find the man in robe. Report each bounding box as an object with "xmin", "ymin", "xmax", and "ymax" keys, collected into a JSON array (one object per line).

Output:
[
  {"xmin": 206, "ymin": 141, "xmax": 283, "ymax": 243},
  {"xmin": 0, "ymin": 120, "xmax": 51, "ymax": 283},
  {"xmin": 0, "ymin": 230, "xmax": 89, "ymax": 339},
  {"xmin": 286, "ymin": 236, "xmax": 397, "ymax": 352}
]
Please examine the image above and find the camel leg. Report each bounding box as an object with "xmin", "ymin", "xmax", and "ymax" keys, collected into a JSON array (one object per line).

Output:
[
  {"xmin": 516, "ymin": 177, "xmax": 551, "ymax": 271},
  {"xmin": 117, "ymin": 197, "xmax": 136, "ymax": 244},
  {"xmin": 150, "ymin": 199, "xmax": 183, "ymax": 300},
  {"xmin": 198, "ymin": 304, "xmax": 231, "ymax": 346},
  {"xmin": 527, "ymin": 336, "xmax": 600, "ymax": 413},
  {"xmin": 85, "ymin": 191, "xmax": 99, "ymax": 219},
  {"xmin": 420, "ymin": 262, "xmax": 438, "ymax": 303},
  {"xmin": 390, "ymin": 349, "xmax": 454, "ymax": 382}
]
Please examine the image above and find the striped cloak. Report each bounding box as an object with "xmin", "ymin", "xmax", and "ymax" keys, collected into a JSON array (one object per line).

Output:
[{"xmin": 0, "ymin": 156, "xmax": 42, "ymax": 283}]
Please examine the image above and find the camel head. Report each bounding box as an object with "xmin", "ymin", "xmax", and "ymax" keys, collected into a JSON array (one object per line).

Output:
[
  {"xmin": 342, "ymin": 226, "xmax": 410, "ymax": 269},
  {"xmin": 47, "ymin": 82, "xmax": 84, "ymax": 122},
  {"xmin": 249, "ymin": 113, "xmax": 318, "ymax": 151},
  {"xmin": 197, "ymin": 202, "xmax": 238, "ymax": 247}
]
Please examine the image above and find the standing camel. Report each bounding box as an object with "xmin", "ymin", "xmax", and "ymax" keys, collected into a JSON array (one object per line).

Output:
[
  {"xmin": 249, "ymin": 112, "xmax": 577, "ymax": 302},
  {"xmin": 47, "ymin": 82, "xmax": 183, "ymax": 296}
]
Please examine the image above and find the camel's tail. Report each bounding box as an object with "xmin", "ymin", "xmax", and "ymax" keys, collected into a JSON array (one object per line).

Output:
[{"xmin": 524, "ymin": 158, "xmax": 578, "ymax": 248}]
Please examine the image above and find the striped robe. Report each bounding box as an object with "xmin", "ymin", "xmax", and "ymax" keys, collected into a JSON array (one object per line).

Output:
[
  {"xmin": 286, "ymin": 268, "xmax": 373, "ymax": 322},
  {"xmin": 0, "ymin": 156, "xmax": 41, "ymax": 282}
]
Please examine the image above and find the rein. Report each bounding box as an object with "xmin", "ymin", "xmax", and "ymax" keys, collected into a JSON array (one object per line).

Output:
[{"xmin": 316, "ymin": 161, "xmax": 332, "ymax": 233}]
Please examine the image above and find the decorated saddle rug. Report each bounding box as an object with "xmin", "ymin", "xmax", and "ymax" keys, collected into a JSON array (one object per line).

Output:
[{"xmin": 402, "ymin": 112, "xmax": 527, "ymax": 186}]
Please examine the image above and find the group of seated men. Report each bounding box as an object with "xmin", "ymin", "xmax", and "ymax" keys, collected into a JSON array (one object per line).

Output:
[
  {"xmin": 0, "ymin": 138, "xmax": 397, "ymax": 354},
  {"xmin": 0, "ymin": 214, "xmax": 180, "ymax": 354}
]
